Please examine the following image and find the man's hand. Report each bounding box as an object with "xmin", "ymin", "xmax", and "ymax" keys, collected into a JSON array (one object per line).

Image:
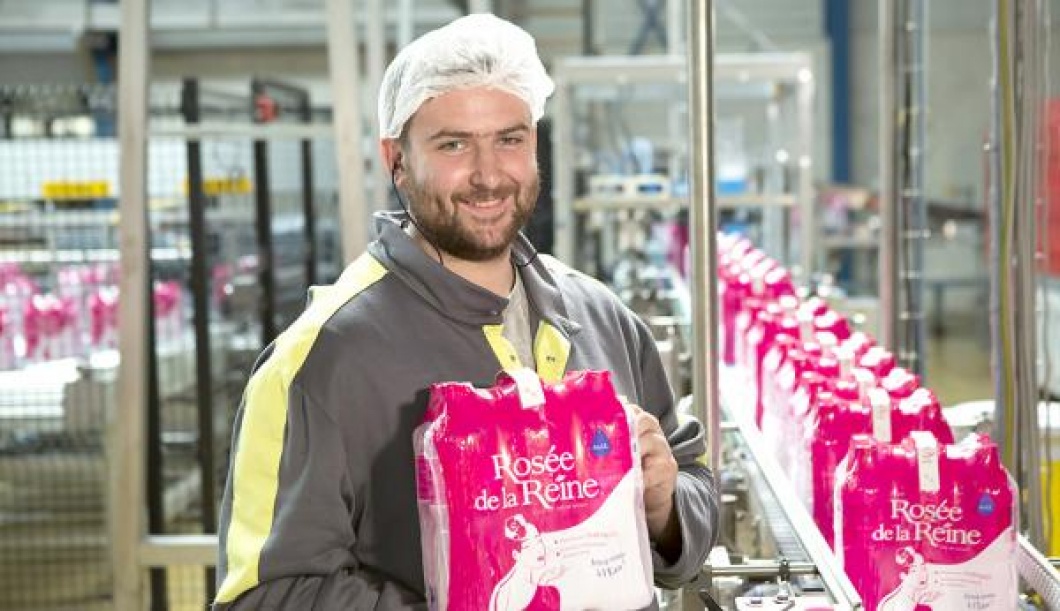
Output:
[{"xmin": 629, "ymin": 403, "xmax": 682, "ymax": 561}]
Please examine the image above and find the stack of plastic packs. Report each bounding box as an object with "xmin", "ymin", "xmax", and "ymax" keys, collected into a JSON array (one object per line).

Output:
[
  {"xmin": 835, "ymin": 433, "xmax": 1017, "ymax": 610},
  {"xmin": 414, "ymin": 369, "xmax": 654, "ymax": 611},
  {"xmin": 716, "ymin": 234, "xmax": 1017, "ymax": 609}
]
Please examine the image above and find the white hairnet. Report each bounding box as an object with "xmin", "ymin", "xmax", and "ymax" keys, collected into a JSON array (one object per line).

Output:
[{"xmin": 377, "ymin": 13, "xmax": 555, "ymax": 140}]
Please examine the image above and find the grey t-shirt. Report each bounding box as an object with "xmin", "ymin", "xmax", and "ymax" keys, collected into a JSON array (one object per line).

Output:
[{"xmin": 502, "ymin": 269, "xmax": 535, "ymax": 368}]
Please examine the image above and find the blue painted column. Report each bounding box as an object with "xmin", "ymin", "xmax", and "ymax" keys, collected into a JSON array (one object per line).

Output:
[
  {"xmin": 92, "ymin": 34, "xmax": 117, "ymax": 137},
  {"xmin": 825, "ymin": 0, "xmax": 851, "ymax": 183}
]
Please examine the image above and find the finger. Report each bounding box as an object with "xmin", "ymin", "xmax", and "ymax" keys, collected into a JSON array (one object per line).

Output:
[
  {"xmin": 634, "ymin": 410, "xmax": 661, "ymax": 437},
  {"xmin": 619, "ymin": 395, "xmax": 644, "ymax": 414}
]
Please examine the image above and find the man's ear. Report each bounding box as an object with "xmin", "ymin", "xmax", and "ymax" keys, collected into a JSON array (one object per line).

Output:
[{"xmin": 380, "ymin": 139, "xmax": 403, "ymax": 178}]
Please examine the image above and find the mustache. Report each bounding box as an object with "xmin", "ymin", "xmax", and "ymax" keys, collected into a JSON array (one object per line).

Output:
[{"xmin": 453, "ymin": 185, "xmax": 519, "ymax": 204}]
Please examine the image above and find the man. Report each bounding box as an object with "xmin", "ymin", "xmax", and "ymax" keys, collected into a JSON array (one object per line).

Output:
[{"xmin": 214, "ymin": 13, "xmax": 719, "ymax": 610}]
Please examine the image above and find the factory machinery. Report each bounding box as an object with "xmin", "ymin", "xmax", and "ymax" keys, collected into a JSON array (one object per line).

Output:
[{"xmin": 0, "ymin": 78, "xmax": 344, "ymax": 609}]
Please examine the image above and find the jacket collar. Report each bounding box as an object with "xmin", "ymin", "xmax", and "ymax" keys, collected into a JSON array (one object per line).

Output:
[{"xmin": 367, "ymin": 211, "xmax": 579, "ymax": 337}]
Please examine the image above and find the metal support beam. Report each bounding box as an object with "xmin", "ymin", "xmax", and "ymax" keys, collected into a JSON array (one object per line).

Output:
[
  {"xmin": 878, "ymin": 0, "xmax": 900, "ymax": 352},
  {"xmin": 797, "ymin": 68, "xmax": 816, "ymax": 279},
  {"xmin": 300, "ymin": 92, "xmax": 318, "ymax": 286},
  {"xmin": 825, "ymin": 0, "xmax": 850, "ymax": 183},
  {"xmin": 666, "ymin": 0, "xmax": 683, "ymax": 56},
  {"xmin": 551, "ymin": 74, "xmax": 573, "ymax": 264},
  {"xmin": 366, "ymin": 0, "xmax": 386, "ymax": 213},
  {"xmin": 112, "ymin": 0, "xmax": 149, "ymax": 608},
  {"xmin": 183, "ymin": 77, "xmax": 219, "ymax": 603},
  {"xmin": 397, "ymin": 0, "xmax": 414, "ymax": 47},
  {"xmin": 686, "ymin": 4, "xmax": 720, "ymax": 605},
  {"xmin": 251, "ymin": 80, "xmax": 279, "ymax": 345},
  {"xmin": 326, "ymin": 0, "xmax": 369, "ymax": 263},
  {"xmin": 688, "ymin": 0, "xmax": 720, "ymax": 480},
  {"xmin": 141, "ymin": 535, "xmax": 219, "ymax": 567}
]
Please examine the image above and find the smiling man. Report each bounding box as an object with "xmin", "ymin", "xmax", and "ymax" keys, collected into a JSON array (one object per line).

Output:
[
  {"xmin": 384, "ymin": 87, "xmax": 540, "ymax": 296},
  {"xmin": 213, "ymin": 13, "xmax": 719, "ymax": 610}
]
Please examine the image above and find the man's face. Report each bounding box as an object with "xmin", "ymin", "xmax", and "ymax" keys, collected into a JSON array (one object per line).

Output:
[{"xmin": 397, "ymin": 87, "xmax": 539, "ymax": 262}]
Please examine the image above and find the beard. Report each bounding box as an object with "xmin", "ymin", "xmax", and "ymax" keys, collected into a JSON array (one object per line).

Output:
[{"xmin": 400, "ymin": 168, "xmax": 539, "ymax": 262}]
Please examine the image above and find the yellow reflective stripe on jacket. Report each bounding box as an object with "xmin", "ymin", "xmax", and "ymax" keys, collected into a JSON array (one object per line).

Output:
[{"xmin": 216, "ymin": 253, "xmax": 387, "ymax": 604}]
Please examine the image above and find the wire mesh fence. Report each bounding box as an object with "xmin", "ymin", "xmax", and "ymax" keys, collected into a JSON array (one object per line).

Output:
[{"xmin": 0, "ymin": 80, "xmax": 341, "ymax": 609}]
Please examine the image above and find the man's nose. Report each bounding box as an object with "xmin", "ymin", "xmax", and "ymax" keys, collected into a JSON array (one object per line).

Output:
[{"xmin": 470, "ymin": 146, "xmax": 502, "ymax": 190}]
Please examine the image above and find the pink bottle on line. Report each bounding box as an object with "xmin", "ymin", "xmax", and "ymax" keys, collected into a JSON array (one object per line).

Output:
[
  {"xmin": 23, "ymin": 293, "xmax": 80, "ymax": 361},
  {"xmin": 720, "ymin": 265, "xmax": 752, "ymax": 366},
  {"xmin": 832, "ymin": 342, "xmax": 881, "ymax": 408},
  {"xmin": 835, "ymin": 432, "xmax": 1016, "ymax": 610},
  {"xmin": 89, "ymin": 287, "xmax": 120, "ymax": 348},
  {"xmin": 785, "ymin": 368, "xmax": 831, "ymax": 482},
  {"xmin": 788, "ymin": 352, "xmax": 839, "ymax": 438},
  {"xmin": 858, "ymin": 346, "xmax": 897, "ymax": 381},
  {"xmin": 736, "ymin": 265, "xmax": 796, "ymax": 372},
  {"xmin": 791, "ymin": 387, "xmax": 849, "ymax": 516},
  {"xmin": 733, "ymin": 258, "xmax": 772, "ymax": 372},
  {"xmin": 0, "ymin": 306, "xmax": 14, "ymax": 370},
  {"xmin": 838, "ymin": 331, "xmax": 875, "ymax": 363},
  {"xmin": 758, "ymin": 333, "xmax": 797, "ymax": 428},
  {"xmin": 882, "ymin": 367, "xmax": 921, "ymax": 402},
  {"xmin": 746, "ymin": 299, "xmax": 800, "ymax": 426},
  {"xmin": 813, "ymin": 309, "xmax": 852, "ymax": 343},
  {"xmin": 762, "ymin": 342, "xmax": 821, "ymax": 468},
  {"xmin": 770, "ymin": 309, "xmax": 826, "ymax": 408},
  {"xmin": 798, "ymin": 295, "xmax": 830, "ymax": 319},
  {"xmin": 805, "ymin": 387, "xmax": 954, "ymax": 549},
  {"xmin": 153, "ymin": 281, "xmax": 184, "ymax": 340},
  {"xmin": 758, "ymin": 305, "xmax": 817, "ymax": 426}
]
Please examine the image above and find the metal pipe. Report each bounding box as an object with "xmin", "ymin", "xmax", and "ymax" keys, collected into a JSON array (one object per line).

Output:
[
  {"xmin": 251, "ymin": 80, "xmax": 278, "ymax": 345},
  {"xmin": 366, "ymin": 0, "xmax": 386, "ymax": 213},
  {"xmin": 146, "ymin": 263, "xmax": 167, "ymax": 611},
  {"xmin": 397, "ymin": 0, "xmax": 414, "ymax": 48},
  {"xmin": 112, "ymin": 0, "xmax": 148, "ymax": 608},
  {"xmin": 878, "ymin": 0, "xmax": 900, "ymax": 351},
  {"xmin": 299, "ymin": 91, "xmax": 318, "ymax": 286},
  {"xmin": 684, "ymin": 11, "xmax": 720, "ymax": 606},
  {"xmin": 551, "ymin": 73, "xmax": 573, "ymax": 264},
  {"xmin": 688, "ymin": 0, "xmax": 721, "ymax": 479},
  {"xmin": 140, "ymin": 535, "xmax": 218, "ymax": 567},
  {"xmin": 1016, "ymin": 0, "xmax": 1045, "ymax": 550},
  {"xmin": 796, "ymin": 65, "xmax": 815, "ymax": 278},
  {"xmin": 898, "ymin": 0, "xmax": 928, "ymax": 377},
  {"xmin": 988, "ymin": 0, "xmax": 1005, "ymax": 468},
  {"xmin": 182, "ymin": 77, "xmax": 219, "ymax": 604},
  {"xmin": 151, "ymin": 122, "xmax": 334, "ymax": 139},
  {"xmin": 326, "ymin": 0, "xmax": 369, "ymax": 263},
  {"xmin": 706, "ymin": 561, "xmax": 818, "ymax": 579},
  {"xmin": 581, "ymin": 0, "xmax": 595, "ymax": 55},
  {"xmin": 666, "ymin": 0, "xmax": 683, "ymax": 56}
]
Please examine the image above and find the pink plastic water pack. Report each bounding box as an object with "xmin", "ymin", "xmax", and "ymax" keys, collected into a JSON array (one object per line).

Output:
[
  {"xmin": 836, "ymin": 432, "xmax": 1017, "ymax": 610},
  {"xmin": 415, "ymin": 369, "xmax": 654, "ymax": 611}
]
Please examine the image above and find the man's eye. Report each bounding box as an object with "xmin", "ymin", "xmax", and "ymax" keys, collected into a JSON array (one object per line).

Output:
[
  {"xmin": 439, "ymin": 140, "xmax": 465, "ymax": 151},
  {"xmin": 500, "ymin": 136, "xmax": 524, "ymax": 146}
]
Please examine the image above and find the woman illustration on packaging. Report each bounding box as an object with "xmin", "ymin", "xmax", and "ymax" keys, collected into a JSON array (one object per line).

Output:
[
  {"xmin": 878, "ymin": 546, "xmax": 942, "ymax": 611},
  {"xmin": 489, "ymin": 514, "xmax": 564, "ymax": 611}
]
